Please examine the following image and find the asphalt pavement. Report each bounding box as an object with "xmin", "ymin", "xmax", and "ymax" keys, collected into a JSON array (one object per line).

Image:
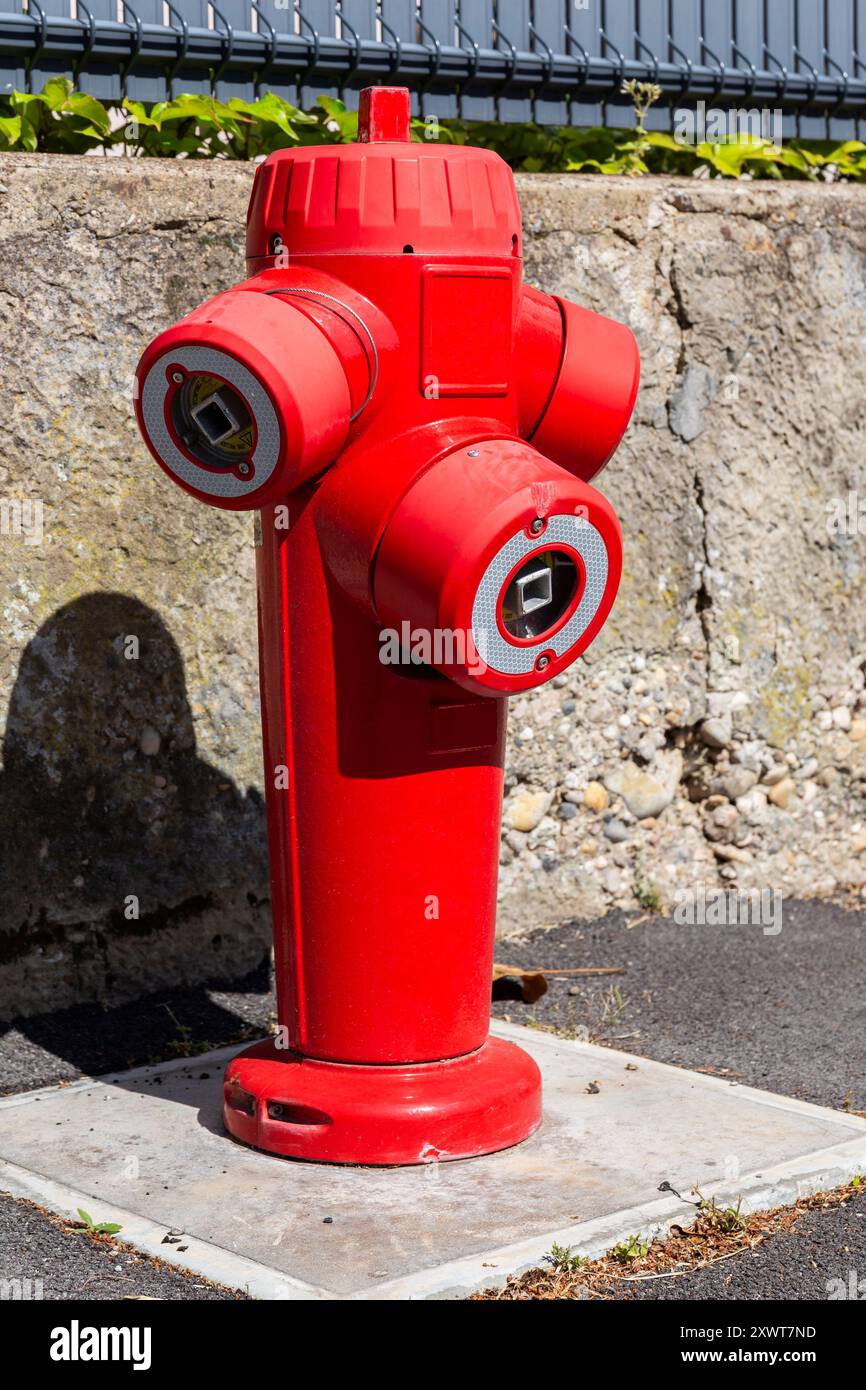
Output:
[
  {"xmin": 491, "ymin": 898, "xmax": 866, "ymax": 1112},
  {"xmin": 0, "ymin": 1192, "xmax": 248, "ymax": 1300},
  {"xmin": 626, "ymin": 1194, "xmax": 866, "ymax": 1300}
]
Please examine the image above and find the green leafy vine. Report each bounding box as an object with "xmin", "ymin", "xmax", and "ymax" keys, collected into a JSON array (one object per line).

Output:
[{"xmin": 1, "ymin": 77, "xmax": 864, "ymax": 182}]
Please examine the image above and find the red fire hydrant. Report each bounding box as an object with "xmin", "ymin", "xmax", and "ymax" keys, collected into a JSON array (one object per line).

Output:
[{"xmin": 134, "ymin": 87, "xmax": 639, "ymax": 1165}]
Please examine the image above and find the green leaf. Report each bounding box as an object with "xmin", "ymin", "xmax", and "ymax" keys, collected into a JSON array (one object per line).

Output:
[
  {"xmin": 74, "ymin": 124, "xmax": 113, "ymax": 142},
  {"xmin": 695, "ymin": 140, "xmax": 752, "ymax": 176},
  {"xmin": 645, "ymin": 131, "xmax": 685, "ymax": 152},
  {"xmin": 122, "ymin": 98, "xmax": 171, "ymax": 131},
  {"xmin": 409, "ymin": 115, "xmax": 461, "ymax": 144},
  {"xmin": 310, "ymin": 95, "xmax": 357, "ymax": 140},
  {"xmin": 18, "ymin": 121, "xmax": 38, "ymax": 152},
  {"xmin": 771, "ymin": 146, "xmax": 812, "ymax": 174},
  {"xmin": 314, "ymin": 96, "xmax": 348, "ymax": 119},
  {"xmin": 38, "ymin": 76, "xmax": 75, "ymax": 110},
  {"xmin": 228, "ymin": 94, "xmax": 300, "ymax": 138},
  {"xmin": 0, "ymin": 114, "xmax": 21, "ymax": 149},
  {"xmin": 77, "ymin": 1208, "xmax": 94, "ymax": 1227},
  {"xmin": 826, "ymin": 140, "xmax": 866, "ymax": 158},
  {"xmin": 158, "ymin": 95, "xmax": 225, "ymax": 123},
  {"xmin": 64, "ymin": 90, "xmax": 112, "ymax": 133}
]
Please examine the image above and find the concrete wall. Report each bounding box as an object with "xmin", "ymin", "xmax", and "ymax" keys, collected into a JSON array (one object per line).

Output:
[{"xmin": 1, "ymin": 153, "xmax": 865, "ymax": 1018}]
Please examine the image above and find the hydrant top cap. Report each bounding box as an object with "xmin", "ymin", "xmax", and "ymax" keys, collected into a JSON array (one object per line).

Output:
[
  {"xmin": 357, "ymin": 87, "xmax": 412, "ymax": 143},
  {"xmin": 247, "ymin": 87, "xmax": 521, "ymax": 261}
]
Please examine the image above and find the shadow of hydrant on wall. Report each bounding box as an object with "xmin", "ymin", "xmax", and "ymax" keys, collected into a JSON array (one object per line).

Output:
[{"xmin": 0, "ymin": 592, "xmax": 269, "ymax": 1021}]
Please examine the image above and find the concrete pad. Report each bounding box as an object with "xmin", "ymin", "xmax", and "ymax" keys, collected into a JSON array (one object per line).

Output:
[{"xmin": 0, "ymin": 1021, "xmax": 864, "ymax": 1301}]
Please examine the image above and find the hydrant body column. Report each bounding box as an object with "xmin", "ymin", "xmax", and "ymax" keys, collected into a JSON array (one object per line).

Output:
[
  {"xmin": 258, "ymin": 496, "xmax": 507, "ymax": 1067},
  {"xmin": 134, "ymin": 87, "xmax": 640, "ymax": 1165},
  {"xmin": 244, "ymin": 496, "xmax": 537, "ymax": 1161}
]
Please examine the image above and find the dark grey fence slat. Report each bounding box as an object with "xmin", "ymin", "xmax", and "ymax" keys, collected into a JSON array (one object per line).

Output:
[
  {"xmin": 377, "ymin": 0, "xmax": 414, "ymax": 113},
  {"xmin": 858, "ymin": 0, "xmax": 866, "ymax": 136},
  {"xmin": 599, "ymin": 0, "xmax": 635, "ymax": 129},
  {"xmin": 0, "ymin": 56, "xmax": 24, "ymax": 92},
  {"xmin": 730, "ymin": 0, "xmax": 769, "ymax": 141},
  {"xmin": 341, "ymin": 0, "xmax": 377, "ymax": 70},
  {"xmin": 125, "ymin": 1, "xmax": 161, "ymax": 21},
  {"xmin": 254, "ymin": 1, "xmax": 302, "ymax": 104},
  {"xmin": 568, "ymin": 0, "xmax": 603, "ymax": 126},
  {"xmin": 672, "ymin": 0, "xmax": 701, "ymax": 48},
  {"xmin": 210, "ymin": 0, "xmax": 255, "ymax": 102},
  {"xmin": 300, "ymin": 0, "xmax": 339, "ymax": 103},
  {"xmin": 340, "ymin": 0, "xmax": 377, "ymax": 104},
  {"xmin": 416, "ymin": 0, "xmax": 455, "ymax": 119},
  {"xmin": 733, "ymin": 0, "xmax": 762, "ymax": 65},
  {"xmin": 456, "ymin": 0, "xmax": 494, "ymax": 120},
  {"xmin": 669, "ymin": 0, "xmax": 700, "ymax": 132},
  {"xmin": 531, "ymin": 0, "xmax": 568, "ymax": 126},
  {"xmin": 166, "ymin": 0, "xmax": 213, "ymax": 97},
  {"xmin": 764, "ymin": 0, "xmax": 798, "ymax": 140},
  {"xmin": 0, "ymin": 0, "xmax": 26, "ymax": 90},
  {"xmin": 78, "ymin": 0, "xmax": 132, "ymax": 102},
  {"xmin": 0, "ymin": 63, "xmax": 24, "ymax": 93},
  {"xmin": 826, "ymin": 0, "xmax": 856, "ymax": 139},
  {"xmin": 794, "ymin": 0, "xmax": 826, "ymax": 136},
  {"xmin": 25, "ymin": 0, "xmax": 73, "ymax": 92},
  {"xmin": 341, "ymin": 0, "xmax": 376, "ymax": 31},
  {"xmin": 492, "ymin": 0, "xmax": 530, "ymax": 124},
  {"xmin": 75, "ymin": 0, "xmax": 169, "ymax": 103},
  {"xmin": 636, "ymin": 0, "xmax": 671, "ymax": 129},
  {"xmin": 698, "ymin": 0, "xmax": 728, "ymax": 64}
]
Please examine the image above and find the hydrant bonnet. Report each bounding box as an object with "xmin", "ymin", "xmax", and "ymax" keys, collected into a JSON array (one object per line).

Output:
[{"xmin": 245, "ymin": 90, "xmax": 522, "ymax": 263}]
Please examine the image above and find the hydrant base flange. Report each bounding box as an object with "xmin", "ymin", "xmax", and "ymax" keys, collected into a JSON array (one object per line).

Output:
[{"xmin": 223, "ymin": 1036, "xmax": 542, "ymax": 1166}]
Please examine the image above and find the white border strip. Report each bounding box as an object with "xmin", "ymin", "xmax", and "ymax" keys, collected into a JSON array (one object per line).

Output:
[
  {"xmin": 0, "ymin": 1158, "xmax": 332, "ymax": 1302},
  {"xmin": 354, "ymin": 1132, "xmax": 866, "ymax": 1300}
]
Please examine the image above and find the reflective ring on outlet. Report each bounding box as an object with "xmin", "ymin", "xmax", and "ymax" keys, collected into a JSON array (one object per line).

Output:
[
  {"xmin": 471, "ymin": 513, "xmax": 610, "ymax": 679},
  {"xmin": 141, "ymin": 344, "xmax": 280, "ymax": 502}
]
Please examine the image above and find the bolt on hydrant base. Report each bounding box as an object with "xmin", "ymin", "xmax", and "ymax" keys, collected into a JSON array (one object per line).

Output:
[{"xmin": 134, "ymin": 86, "xmax": 640, "ymax": 1165}]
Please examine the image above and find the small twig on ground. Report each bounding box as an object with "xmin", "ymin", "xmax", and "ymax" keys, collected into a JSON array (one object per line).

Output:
[{"xmin": 534, "ymin": 967, "xmax": 626, "ymax": 977}]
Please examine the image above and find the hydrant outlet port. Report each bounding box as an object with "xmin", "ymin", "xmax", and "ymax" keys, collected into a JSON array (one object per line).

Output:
[
  {"xmin": 172, "ymin": 375, "xmax": 254, "ymax": 468},
  {"xmin": 136, "ymin": 288, "xmax": 353, "ymax": 508},
  {"xmin": 190, "ymin": 389, "xmax": 244, "ymax": 448},
  {"xmin": 373, "ymin": 436, "xmax": 622, "ymax": 695},
  {"xmin": 499, "ymin": 548, "xmax": 581, "ymax": 642}
]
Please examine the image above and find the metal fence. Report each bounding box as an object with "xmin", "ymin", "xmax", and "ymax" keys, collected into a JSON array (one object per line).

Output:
[{"xmin": 2, "ymin": 1, "xmax": 866, "ymax": 139}]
